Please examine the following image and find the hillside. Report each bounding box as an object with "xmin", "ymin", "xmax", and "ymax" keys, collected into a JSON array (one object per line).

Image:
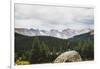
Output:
[{"xmin": 15, "ymin": 31, "xmax": 94, "ymax": 64}]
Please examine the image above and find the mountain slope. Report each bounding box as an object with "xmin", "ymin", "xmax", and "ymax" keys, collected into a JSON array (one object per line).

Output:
[
  {"xmin": 15, "ymin": 31, "xmax": 94, "ymax": 64},
  {"xmin": 15, "ymin": 28, "xmax": 92, "ymax": 39}
]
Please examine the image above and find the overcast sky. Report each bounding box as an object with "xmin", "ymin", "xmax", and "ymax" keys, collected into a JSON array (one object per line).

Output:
[{"xmin": 15, "ymin": 3, "xmax": 94, "ymax": 31}]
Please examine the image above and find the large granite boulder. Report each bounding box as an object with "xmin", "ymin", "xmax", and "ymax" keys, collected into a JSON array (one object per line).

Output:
[{"xmin": 54, "ymin": 50, "xmax": 82, "ymax": 63}]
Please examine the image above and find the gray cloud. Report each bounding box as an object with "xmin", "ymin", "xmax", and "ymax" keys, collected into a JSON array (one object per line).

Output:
[{"xmin": 15, "ymin": 3, "xmax": 94, "ymax": 30}]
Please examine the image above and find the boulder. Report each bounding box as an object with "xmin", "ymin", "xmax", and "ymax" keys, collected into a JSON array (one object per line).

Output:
[{"xmin": 54, "ymin": 50, "xmax": 82, "ymax": 63}]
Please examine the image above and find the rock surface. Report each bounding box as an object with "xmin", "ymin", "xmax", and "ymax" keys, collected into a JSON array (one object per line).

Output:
[{"xmin": 54, "ymin": 50, "xmax": 82, "ymax": 63}]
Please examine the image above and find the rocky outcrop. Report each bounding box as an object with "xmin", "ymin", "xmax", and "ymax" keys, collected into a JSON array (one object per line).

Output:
[{"xmin": 54, "ymin": 50, "xmax": 82, "ymax": 63}]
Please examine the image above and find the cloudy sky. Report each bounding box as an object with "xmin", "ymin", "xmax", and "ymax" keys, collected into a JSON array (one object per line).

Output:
[{"xmin": 15, "ymin": 3, "xmax": 94, "ymax": 31}]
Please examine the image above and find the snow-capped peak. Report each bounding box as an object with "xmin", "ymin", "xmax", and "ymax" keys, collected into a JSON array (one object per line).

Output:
[{"xmin": 15, "ymin": 28, "xmax": 93, "ymax": 39}]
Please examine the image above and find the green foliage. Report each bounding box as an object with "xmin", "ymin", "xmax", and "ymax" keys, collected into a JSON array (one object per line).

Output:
[{"xmin": 15, "ymin": 32, "xmax": 94, "ymax": 64}]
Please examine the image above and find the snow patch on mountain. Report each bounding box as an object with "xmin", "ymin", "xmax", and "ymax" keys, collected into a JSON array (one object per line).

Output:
[{"xmin": 15, "ymin": 28, "xmax": 93, "ymax": 39}]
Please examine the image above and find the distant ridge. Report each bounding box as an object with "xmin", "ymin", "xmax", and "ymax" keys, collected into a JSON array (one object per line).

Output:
[{"xmin": 15, "ymin": 28, "xmax": 93, "ymax": 39}]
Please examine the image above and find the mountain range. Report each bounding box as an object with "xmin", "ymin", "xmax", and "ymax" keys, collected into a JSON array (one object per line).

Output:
[{"xmin": 15, "ymin": 28, "xmax": 93, "ymax": 39}]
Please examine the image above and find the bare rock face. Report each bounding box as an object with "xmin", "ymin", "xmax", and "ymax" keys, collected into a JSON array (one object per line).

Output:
[{"xmin": 54, "ymin": 50, "xmax": 82, "ymax": 63}]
